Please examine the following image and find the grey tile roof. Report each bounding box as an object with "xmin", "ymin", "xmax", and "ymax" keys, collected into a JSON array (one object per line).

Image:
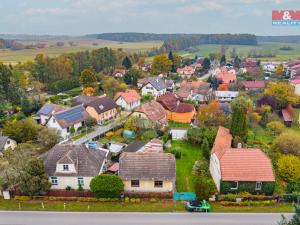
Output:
[
  {"xmin": 122, "ymin": 141, "xmax": 146, "ymax": 153},
  {"xmin": 148, "ymin": 77, "xmax": 166, "ymax": 91},
  {"xmin": 72, "ymin": 96, "xmax": 99, "ymax": 107},
  {"xmin": 0, "ymin": 136, "xmax": 8, "ymax": 151},
  {"xmin": 53, "ymin": 105, "xmax": 90, "ymax": 129},
  {"xmin": 86, "ymin": 96, "xmax": 117, "ymax": 114},
  {"xmin": 119, "ymin": 152, "xmax": 176, "ymax": 181},
  {"xmin": 37, "ymin": 104, "xmax": 66, "ymax": 116},
  {"xmin": 41, "ymin": 144, "xmax": 107, "ymax": 177}
]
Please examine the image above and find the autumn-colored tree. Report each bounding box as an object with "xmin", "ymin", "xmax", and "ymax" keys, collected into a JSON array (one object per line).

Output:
[
  {"xmin": 277, "ymin": 154, "xmax": 300, "ymax": 183},
  {"xmin": 275, "ymin": 64, "xmax": 284, "ymax": 76},
  {"xmin": 264, "ymin": 82, "xmax": 298, "ymax": 110},
  {"xmin": 151, "ymin": 54, "xmax": 172, "ymax": 75},
  {"xmin": 197, "ymin": 100, "xmax": 225, "ymax": 127},
  {"xmin": 137, "ymin": 57, "xmax": 145, "ymax": 67},
  {"xmin": 101, "ymin": 76, "xmax": 122, "ymax": 97},
  {"xmin": 120, "ymin": 82, "xmax": 127, "ymax": 91},
  {"xmin": 83, "ymin": 87, "xmax": 96, "ymax": 96},
  {"xmin": 80, "ymin": 68, "xmax": 97, "ymax": 87}
]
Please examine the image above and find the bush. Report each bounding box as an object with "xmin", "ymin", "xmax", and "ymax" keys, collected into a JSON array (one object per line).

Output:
[
  {"xmin": 48, "ymin": 78, "xmax": 80, "ymax": 94},
  {"xmin": 14, "ymin": 196, "xmax": 32, "ymax": 201},
  {"xmin": 105, "ymin": 131, "xmax": 114, "ymax": 138},
  {"xmin": 286, "ymin": 181, "xmax": 300, "ymax": 194},
  {"xmin": 169, "ymin": 148, "xmax": 181, "ymax": 159},
  {"xmin": 192, "ymin": 160, "xmax": 209, "ymax": 176},
  {"xmin": 266, "ymin": 121, "xmax": 285, "ymax": 136},
  {"xmin": 90, "ymin": 174, "xmax": 124, "ymax": 198},
  {"xmin": 277, "ymin": 154, "xmax": 300, "ymax": 183},
  {"xmin": 187, "ymin": 128, "xmax": 202, "ymax": 144},
  {"xmin": 272, "ymin": 132, "xmax": 300, "ymax": 157},
  {"xmin": 141, "ymin": 130, "xmax": 157, "ymax": 142},
  {"xmin": 66, "ymin": 186, "xmax": 72, "ymax": 191},
  {"xmin": 220, "ymin": 200, "xmax": 276, "ymax": 207},
  {"xmin": 195, "ymin": 177, "xmax": 217, "ymax": 200}
]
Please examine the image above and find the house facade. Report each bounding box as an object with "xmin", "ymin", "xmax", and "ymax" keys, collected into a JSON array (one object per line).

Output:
[
  {"xmin": 215, "ymin": 91, "xmax": 239, "ymax": 102},
  {"xmin": 41, "ymin": 144, "xmax": 108, "ymax": 190},
  {"xmin": 209, "ymin": 127, "xmax": 275, "ymax": 195},
  {"xmin": 289, "ymin": 78, "xmax": 300, "ymax": 96},
  {"xmin": 119, "ymin": 152, "xmax": 176, "ymax": 193},
  {"xmin": 240, "ymin": 81, "xmax": 266, "ymax": 91},
  {"xmin": 46, "ymin": 105, "xmax": 90, "ymax": 140},
  {"xmin": 140, "ymin": 77, "xmax": 167, "ymax": 99},
  {"xmin": 115, "ymin": 89, "xmax": 141, "ymax": 111}
]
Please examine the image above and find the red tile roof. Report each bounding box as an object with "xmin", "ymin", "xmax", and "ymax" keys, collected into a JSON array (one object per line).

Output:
[
  {"xmin": 221, "ymin": 149, "xmax": 275, "ymax": 182},
  {"xmin": 115, "ymin": 89, "xmax": 141, "ymax": 104},
  {"xmin": 211, "ymin": 126, "xmax": 232, "ymax": 159},
  {"xmin": 216, "ymin": 72, "xmax": 236, "ymax": 84},
  {"xmin": 240, "ymin": 81, "xmax": 265, "ymax": 88},
  {"xmin": 157, "ymin": 92, "xmax": 194, "ymax": 113},
  {"xmin": 113, "ymin": 69, "xmax": 127, "ymax": 75},
  {"xmin": 290, "ymin": 78, "xmax": 300, "ymax": 85},
  {"xmin": 134, "ymin": 101, "xmax": 168, "ymax": 125}
]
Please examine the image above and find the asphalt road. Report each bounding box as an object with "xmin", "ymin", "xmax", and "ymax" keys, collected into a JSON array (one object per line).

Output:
[{"xmin": 0, "ymin": 211, "xmax": 293, "ymax": 225}]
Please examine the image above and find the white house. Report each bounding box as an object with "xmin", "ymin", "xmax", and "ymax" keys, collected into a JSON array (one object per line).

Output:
[
  {"xmin": 36, "ymin": 104, "xmax": 66, "ymax": 125},
  {"xmin": 263, "ymin": 63, "xmax": 276, "ymax": 73},
  {"xmin": 140, "ymin": 77, "xmax": 167, "ymax": 99},
  {"xmin": 290, "ymin": 78, "xmax": 300, "ymax": 96},
  {"xmin": 119, "ymin": 152, "xmax": 176, "ymax": 193},
  {"xmin": 115, "ymin": 89, "xmax": 141, "ymax": 111},
  {"xmin": 46, "ymin": 105, "xmax": 90, "ymax": 140},
  {"xmin": 0, "ymin": 136, "xmax": 17, "ymax": 156},
  {"xmin": 41, "ymin": 144, "xmax": 108, "ymax": 190},
  {"xmin": 215, "ymin": 91, "xmax": 238, "ymax": 102}
]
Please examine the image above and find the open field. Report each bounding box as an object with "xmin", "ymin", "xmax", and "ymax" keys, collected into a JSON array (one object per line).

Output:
[
  {"xmin": 0, "ymin": 38, "xmax": 163, "ymax": 64},
  {"xmin": 179, "ymin": 42, "xmax": 300, "ymax": 61}
]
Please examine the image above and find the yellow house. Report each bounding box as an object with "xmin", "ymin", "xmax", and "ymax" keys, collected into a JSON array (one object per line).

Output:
[
  {"xmin": 119, "ymin": 152, "xmax": 176, "ymax": 193},
  {"xmin": 85, "ymin": 96, "xmax": 117, "ymax": 124}
]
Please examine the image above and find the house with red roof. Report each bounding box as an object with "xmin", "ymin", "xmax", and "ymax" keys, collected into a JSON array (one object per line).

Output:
[
  {"xmin": 215, "ymin": 72, "xmax": 236, "ymax": 84},
  {"xmin": 176, "ymin": 66, "xmax": 195, "ymax": 79},
  {"xmin": 289, "ymin": 78, "xmax": 300, "ymax": 96},
  {"xmin": 209, "ymin": 127, "xmax": 275, "ymax": 194},
  {"xmin": 282, "ymin": 104, "xmax": 294, "ymax": 127},
  {"xmin": 157, "ymin": 92, "xmax": 195, "ymax": 123},
  {"xmin": 113, "ymin": 69, "xmax": 127, "ymax": 78},
  {"xmin": 240, "ymin": 81, "xmax": 266, "ymax": 91},
  {"xmin": 115, "ymin": 89, "xmax": 141, "ymax": 111}
]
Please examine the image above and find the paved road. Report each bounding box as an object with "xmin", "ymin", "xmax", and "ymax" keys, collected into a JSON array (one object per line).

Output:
[{"xmin": 0, "ymin": 211, "xmax": 293, "ymax": 225}]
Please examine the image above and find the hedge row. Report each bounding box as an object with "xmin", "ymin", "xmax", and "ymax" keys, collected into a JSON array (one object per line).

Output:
[
  {"xmin": 220, "ymin": 200, "xmax": 277, "ymax": 207},
  {"xmin": 124, "ymin": 192, "xmax": 173, "ymax": 199},
  {"xmin": 14, "ymin": 196, "xmax": 119, "ymax": 202}
]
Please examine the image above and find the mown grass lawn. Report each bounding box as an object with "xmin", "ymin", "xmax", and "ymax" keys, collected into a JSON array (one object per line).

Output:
[{"xmin": 166, "ymin": 141, "xmax": 202, "ymax": 192}]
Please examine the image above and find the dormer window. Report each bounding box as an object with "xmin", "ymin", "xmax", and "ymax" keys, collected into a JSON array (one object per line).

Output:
[{"xmin": 63, "ymin": 164, "xmax": 69, "ymax": 171}]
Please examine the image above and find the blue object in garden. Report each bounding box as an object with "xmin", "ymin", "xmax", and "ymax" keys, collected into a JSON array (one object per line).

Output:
[
  {"xmin": 87, "ymin": 142, "xmax": 97, "ymax": 149},
  {"xmin": 123, "ymin": 130, "xmax": 136, "ymax": 139},
  {"xmin": 173, "ymin": 192, "xmax": 196, "ymax": 201}
]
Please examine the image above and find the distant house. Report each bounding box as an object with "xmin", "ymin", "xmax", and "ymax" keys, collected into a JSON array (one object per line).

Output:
[
  {"xmin": 286, "ymin": 60, "xmax": 300, "ymax": 77},
  {"xmin": 113, "ymin": 69, "xmax": 127, "ymax": 78},
  {"xmin": 115, "ymin": 89, "xmax": 141, "ymax": 111},
  {"xmin": 215, "ymin": 72, "xmax": 237, "ymax": 84},
  {"xmin": 36, "ymin": 104, "xmax": 66, "ymax": 125},
  {"xmin": 164, "ymin": 79, "xmax": 175, "ymax": 91},
  {"xmin": 132, "ymin": 101, "xmax": 168, "ymax": 129},
  {"xmin": 176, "ymin": 66, "xmax": 195, "ymax": 79},
  {"xmin": 209, "ymin": 127, "xmax": 275, "ymax": 194},
  {"xmin": 119, "ymin": 153, "xmax": 176, "ymax": 193},
  {"xmin": 157, "ymin": 92, "xmax": 195, "ymax": 123},
  {"xmin": 240, "ymin": 81, "xmax": 266, "ymax": 91},
  {"xmin": 289, "ymin": 78, "xmax": 300, "ymax": 96},
  {"xmin": 263, "ymin": 63, "xmax": 276, "ymax": 73},
  {"xmin": 215, "ymin": 91, "xmax": 238, "ymax": 102},
  {"xmin": 0, "ymin": 136, "xmax": 17, "ymax": 156},
  {"xmin": 41, "ymin": 144, "xmax": 108, "ymax": 190},
  {"xmin": 282, "ymin": 105, "xmax": 294, "ymax": 127},
  {"xmin": 84, "ymin": 96, "xmax": 118, "ymax": 124},
  {"xmin": 141, "ymin": 62, "xmax": 151, "ymax": 72},
  {"xmin": 46, "ymin": 105, "xmax": 90, "ymax": 140},
  {"xmin": 140, "ymin": 77, "xmax": 167, "ymax": 99},
  {"xmin": 176, "ymin": 80, "xmax": 212, "ymax": 104}
]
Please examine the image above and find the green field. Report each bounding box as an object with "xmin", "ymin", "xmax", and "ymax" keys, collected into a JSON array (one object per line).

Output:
[
  {"xmin": 0, "ymin": 38, "xmax": 163, "ymax": 64},
  {"xmin": 179, "ymin": 42, "xmax": 300, "ymax": 61},
  {"xmin": 166, "ymin": 141, "xmax": 202, "ymax": 192}
]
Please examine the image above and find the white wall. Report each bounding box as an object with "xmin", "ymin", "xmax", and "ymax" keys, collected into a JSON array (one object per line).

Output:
[
  {"xmin": 116, "ymin": 97, "xmax": 140, "ymax": 111},
  {"xmin": 170, "ymin": 129, "xmax": 187, "ymax": 140},
  {"xmin": 141, "ymin": 83, "xmax": 166, "ymax": 99},
  {"xmin": 40, "ymin": 115, "xmax": 50, "ymax": 125},
  {"xmin": 123, "ymin": 179, "xmax": 174, "ymax": 193},
  {"xmin": 49, "ymin": 176, "xmax": 93, "ymax": 190},
  {"xmin": 209, "ymin": 153, "xmax": 221, "ymax": 192}
]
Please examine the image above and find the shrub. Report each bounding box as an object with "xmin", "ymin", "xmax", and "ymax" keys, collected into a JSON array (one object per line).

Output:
[
  {"xmin": 141, "ymin": 130, "xmax": 157, "ymax": 142},
  {"xmin": 14, "ymin": 196, "xmax": 32, "ymax": 201},
  {"xmin": 192, "ymin": 160, "xmax": 209, "ymax": 176},
  {"xmin": 105, "ymin": 131, "xmax": 114, "ymax": 138},
  {"xmin": 220, "ymin": 200, "xmax": 276, "ymax": 207},
  {"xmin": 90, "ymin": 174, "xmax": 124, "ymax": 198},
  {"xmin": 286, "ymin": 181, "xmax": 300, "ymax": 194},
  {"xmin": 169, "ymin": 148, "xmax": 181, "ymax": 159},
  {"xmin": 195, "ymin": 177, "xmax": 217, "ymax": 200},
  {"xmin": 266, "ymin": 121, "xmax": 285, "ymax": 136},
  {"xmin": 277, "ymin": 154, "xmax": 300, "ymax": 183},
  {"xmin": 272, "ymin": 132, "xmax": 300, "ymax": 157},
  {"xmin": 187, "ymin": 128, "xmax": 202, "ymax": 144},
  {"xmin": 78, "ymin": 184, "xmax": 83, "ymax": 192},
  {"xmin": 65, "ymin": 186, "xmax": 72, "ymax": 191},
  {"xmin": 149, "ymin": 198, "xmax": 158, "ymax": 203}
]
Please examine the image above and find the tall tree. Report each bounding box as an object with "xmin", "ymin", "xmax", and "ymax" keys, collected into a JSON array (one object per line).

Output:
[
  {"xmin": 79, "ymin": 68, "xmax": 97, "ymax": 87},
  {"xmin": 122, "ymin": 56, "xmax": 132, "ymax": 69},
  {"xmin": 151, "ymin": 54, "xmax": 172, "ymax": 74},
  {"xmin": 220, "ymin": 55, "xmax": 226, "ymax": 66},
  {"xmin": 0, "ymin": 63, "xmax": 12, "ymax": 100},
  {"xmin": 197, "ymin": 100, "xmax": 225, "ymax": 127},
  {"xmin": 230, "ymin": 96, "xmax": 253, "ymax": 141},
  {"xmin": 202, "ymin": 58, "xmax": 211, "ymax": 71}
]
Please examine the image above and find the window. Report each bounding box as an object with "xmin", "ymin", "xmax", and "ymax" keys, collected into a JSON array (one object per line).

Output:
[
  {"xmin": 6, "ymin": 140, "xmax": 10, "ymax": 145},
  {"xmin": 78, "ymin": 177, "xmax": 84, "ymax": 186},
  {"xmin": 67, "ymin": 127, "xmax": 70, "ymax": 133},
  {"xmin": 154, "ymin": 181, "xmax": 163, "ymax": 188},
  {"xmin": 255, "ymin": 182, "xmax": 262, "ymax": 190},
  {"xmin": 63, "ymin": 164, "xmax": 69, "ymax": 171},
  {"xmin": 230, "ymin": 181, "xmax": 238, "ymax": 190},
  {"xmin": 131, "ymin": 180, "xmax": 140, "ymax": 187},
  {"xmin": 53, "ymin": 119, "xmax": 56, "ymax": 123},
  {"xmin": 51, "ymin": 177, "xmax": 58, "ymax": 185}
]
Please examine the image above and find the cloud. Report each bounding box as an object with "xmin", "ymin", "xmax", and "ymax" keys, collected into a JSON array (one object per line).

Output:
[
  {"xmin": 178, "ymin": 1, "xmax": 226, "ymax": 13},
  {"xmin": 24, "ymin": 7, "xmax": 70, "ymax": 16}
]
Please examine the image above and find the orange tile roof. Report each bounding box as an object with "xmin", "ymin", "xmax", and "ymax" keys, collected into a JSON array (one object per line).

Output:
[
  {"xmin": 115, "ymin": 89, "xmax": 141, "ymax": 104},
  {"xmin": 220, "ymin": 149, "xmax": 275, "ymax": 182},
  {"xmin": 211, "ymin": 126, "xmax": 232, "ymax": 159},
  {"xmin": 216, "ymin": 72, "xmax": 237, "ymax": 84}
]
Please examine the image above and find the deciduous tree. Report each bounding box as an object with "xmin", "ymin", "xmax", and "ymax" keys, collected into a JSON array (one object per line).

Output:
[{"xmin": 197, "ymin": 100, "xmax": 225, "ymax": 127}]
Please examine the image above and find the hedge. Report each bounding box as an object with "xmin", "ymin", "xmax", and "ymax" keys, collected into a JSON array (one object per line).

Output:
[
  {"xmin": 220, "ymin": 181, "xmax": 275, "ymax": 195},
  {"xmin": 220, "ymin": 200, "xmax": 277, "ymax": 207}
]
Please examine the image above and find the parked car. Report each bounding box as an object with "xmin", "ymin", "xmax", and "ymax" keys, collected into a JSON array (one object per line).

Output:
[{"xmin": 186, "ymin": 200, "xmax": 211, "ymax": 212}]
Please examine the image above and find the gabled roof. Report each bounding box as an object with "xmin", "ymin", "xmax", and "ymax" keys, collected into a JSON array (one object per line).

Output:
[
  {"xmin": 119, "ymin": 152, "xmax": 176, "ymax": 180},
  {"xmin": 157, "ymin": 92, "xmax": 194, "ymax": 113},
  {"xmin": 41, "ymin": 144, "xmax": 107, "ymax": 177},
  {"xmin": 53, "ymin": 105, "xmax": 90, "ymax": 129},
  {"xmin": 122, "ymin": 141, "xmax": 146, "ymax": 153},
  {"xmin": 141, "ymin": 77, "xmax": 166, "ymax": 91},
  {"xmin": 216, "ymin": 72, "xmax": 236, "ymax": 84},
  {"xmin": 134, "ymin": 100, "xmax": 168, "ymax": 125},
  {"xmin": 37, "ymin": 104, "xmax": 66, "ymax": 116},
  {"xmin": 290, "ymin": 78, "xmax": 300, "ymax": 85},
  {"xmin": 115, "ymin": 89, "xmax": 141, "ymax": 104},
  {"xmin": 86, "ymin": 96, "xmax": 117, "ymax": 114},
  {"xmin": 240, "ymin": 81, "xmax": 266, "ymax": 88},
  {"xmin": 220, "ymin": 149, "xmax": 275, "ymax": 182},
  {"xmin": 113, "ymin": 69, "xmax": 127, "ymax": 75},
  {"xmin": 211, "ymin": 126, "xmax": 232, "ymax": 159},
  {"xmin": 72, "ymin": 95, "xmax": 99, "ymax": 107}
]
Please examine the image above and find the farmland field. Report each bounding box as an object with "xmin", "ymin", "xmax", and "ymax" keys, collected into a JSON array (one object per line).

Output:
[{"xmin": 0, "ymin": 38, "xmax": 163, "ymax": 64}]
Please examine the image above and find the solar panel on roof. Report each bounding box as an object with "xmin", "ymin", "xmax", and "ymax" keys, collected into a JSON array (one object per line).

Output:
[
  {"xmin": 56, "ymin": 106, "xmax": 85, "ymax": 123},
  {"xmin": 39, "ymin": 104, "xmax": 55, "ymax": 115}
]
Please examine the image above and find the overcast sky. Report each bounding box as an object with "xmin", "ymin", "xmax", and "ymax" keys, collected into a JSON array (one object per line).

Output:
[{"xmin": 0, "ymin": 0, "xmax": 299, "ymax": 35}]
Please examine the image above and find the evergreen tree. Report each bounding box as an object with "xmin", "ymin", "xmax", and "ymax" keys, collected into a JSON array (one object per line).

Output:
[
  {"xmin": 278, "ymin": 204, "xmax": 300, "ymax": 225},
  {"xmin": 168, "ymin": 51, "xmax": 176, "ymax": 73},
  {"xmin": 122, "ymin": 56, "xmax": 132, "ymax": 69},
  {"xmin": 220, "ymin": 55, "xmax": 226, "ymax": 66},
  {"xmin": 234, "ymin": 56, "xmax": 241, "ymax": 68},
  {"xmin": 202, "ymin": 58, "xmax": 211, "ymax": 71},
  {"xmin": 201, "ymin": 138, "xmax": 210, "ymax": 160}
]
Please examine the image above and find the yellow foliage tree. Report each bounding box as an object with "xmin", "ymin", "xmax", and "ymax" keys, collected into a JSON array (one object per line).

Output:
[
  {"xmin": 151, "ymin": 54, "xmax": 172, "ymax": 75},
  {"xmin": 82, "ymin": 87, "xmax": 96, "ymax": 96},
  {"xmin": 277, "ymin": 154, "xmax": 300, "ymax": 183},
  {"xmin": 275, "ymin": 64, "xmax": 284, "ymax": 76},
  {"xmin": 197, "ymin": 100, "xmax": 225, "ymax": 127}
]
